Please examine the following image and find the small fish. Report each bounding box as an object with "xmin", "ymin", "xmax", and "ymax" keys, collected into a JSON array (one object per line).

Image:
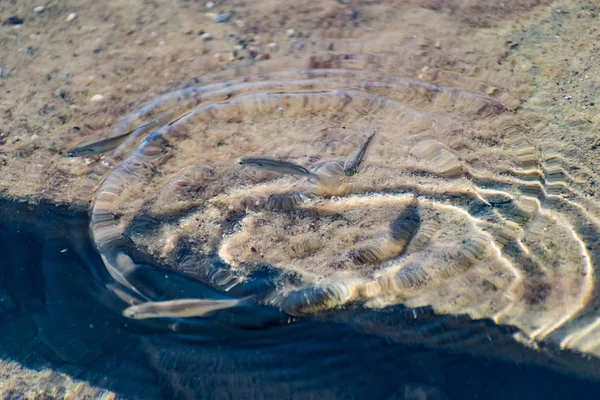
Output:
[
  {"xmin": 343, "ymin": 130, "xmax": 377, "ymax": 176},
  {"xmin": 103, "ymin": 252, "xmax": 149, "ymax": 301},
  {"xmin": 167, "ymin": 110, "xmax": 192, "ymax": 126},
  {"xmin": 65, "ymin": 120, "xmax": 156, "ymax": 157},
  {"xmin": 122, "ymin": 296, "xmax": 250, "ymax": 319},
  {"xmin": 238, "ymin": 156, "xmax": 316, "ymax": 178}
]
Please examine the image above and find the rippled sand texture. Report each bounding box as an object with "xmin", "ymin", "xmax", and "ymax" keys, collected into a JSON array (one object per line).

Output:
[
  {"xmin": 4, "ymin": 0, "xmax": 600, "ymax": 386},
  {"xmin": 78, "ymin": 0, "xmax": 600, "ymax": 375}
]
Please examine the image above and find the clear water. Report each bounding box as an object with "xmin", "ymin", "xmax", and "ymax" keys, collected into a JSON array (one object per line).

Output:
[
  {"xmin": 3, "ymin": 0, "xmax": 600, "ymax": 398},
  {"xmin": 0, "ymin": 201, "xmax": 599, "ymax": 399}
]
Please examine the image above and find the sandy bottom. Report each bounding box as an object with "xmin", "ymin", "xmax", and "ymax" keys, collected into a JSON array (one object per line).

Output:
[{"xmin": 3, "ymin": 0, "xmax": 600, "ymax": 397}]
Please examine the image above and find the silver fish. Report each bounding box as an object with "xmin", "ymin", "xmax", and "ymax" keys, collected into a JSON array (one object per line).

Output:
[
  {"xmin": 122, "ymin": 297, "xmax": 249, "ymax": 319},
  {"xmin": 65, "ymin": 119, "xmax": 157, "ymax": 157},
  {"xmin": 103, "ymin": 252, "xmax": 149, "ymax": 301},
  {"xmin": 238, "ymin": 156, "xmax": 316, "ymax": 178},
  {"xmin": 343, "ymin": 130, "xmax": 377, "ymax": 176}
]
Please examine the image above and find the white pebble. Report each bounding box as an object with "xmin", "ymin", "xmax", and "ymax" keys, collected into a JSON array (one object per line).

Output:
[
  {"xmin": 268, "ymin": 42, "xmax": 278, "ymax": 50},
  {"xmin": 66, "ymin": 13, "xmax": 77, "ymax": 22},
  {"xmin": 286, "ymin": 29, "xmax": 296, "ymax": 37},
  {"xmin": 206, "ymin": 1, "xmax": 215, "ymax": 9},
  {"xmin": 200, "ymin": 32, "xmax": 213, "ymax": 41},
  {"xmin": 33, "ymin": 6, "xmax": 45, "ymax": 13},
  {"xmin": 90, "ymin": 94, "xmax": 105, "ymax": 103}
]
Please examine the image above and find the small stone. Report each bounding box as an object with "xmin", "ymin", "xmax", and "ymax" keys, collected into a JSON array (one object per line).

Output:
[
  {"xmin": 286, "ymin": 28, "xmax": 297, "ymax": 37},
  {"xmin": 6, "ymin": 16, "xmax": 24, "ymax": 25},
  {"xmin": 90, "ymin": 94, "xmax": 105, "ymax": 103},
  {"xmin": 33, "ymin": 6, "xmax": 45, "ymax": 13},
  {"xmin": 213, "ymin": 12, "xmax": 232, "ymax": 23},
  {"xmin": 347, "ymin": 9, "xmax": 358, "ymax": 19},
  {"xmin": 267, "ymin": 42, "xmax": 278, "ymax": 50},
  {"xmin": 205, "ymin": 1, "xmax": 215, "ymax": 9},
  {"xmin": 66, "ymin": 13, "xmax": 77, "ymax": 22},
  {"xmin": 200, "ymin": 32, "xmax": 213, "ymax": 41}
]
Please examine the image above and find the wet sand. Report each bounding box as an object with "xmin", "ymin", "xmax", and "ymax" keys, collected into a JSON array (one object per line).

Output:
[{"xmin": 0, "ymin": 0, "xmax": 543, "ymax": 204}]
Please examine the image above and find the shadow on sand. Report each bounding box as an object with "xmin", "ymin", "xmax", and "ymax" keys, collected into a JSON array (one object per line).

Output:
[{"xmin": 0, "ymin": 200, "xmax": 599, "ymax": 399}]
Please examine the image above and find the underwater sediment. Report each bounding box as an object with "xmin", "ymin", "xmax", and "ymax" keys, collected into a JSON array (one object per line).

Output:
[{"xmin": 3, "ymin": 0, "xmax": 600, "ymax": 397}]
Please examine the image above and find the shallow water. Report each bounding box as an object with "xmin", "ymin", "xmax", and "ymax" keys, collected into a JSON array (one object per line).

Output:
[
  {"xmin": 4, "ymin": 0, "xmax": 600, "ymax": 398},
  {"xmin": 0, "ymin": 200, "xmax": 599, "ymax": 399}
]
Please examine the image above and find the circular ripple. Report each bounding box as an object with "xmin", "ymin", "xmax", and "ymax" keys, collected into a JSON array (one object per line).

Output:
[{"xmin": 84, "ymin": 35, "xmax": 600, "ymax": 377}]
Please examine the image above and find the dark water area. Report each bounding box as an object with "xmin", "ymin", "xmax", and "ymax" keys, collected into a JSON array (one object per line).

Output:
[{"xmin": 0, "ymin": 200, "xmax": 599, "ymax": 400}]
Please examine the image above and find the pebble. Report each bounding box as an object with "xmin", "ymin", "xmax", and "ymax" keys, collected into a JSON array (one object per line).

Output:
[
  {"xmin": 6, "ymin": 16, "xmax": 24, "ymax": 25},
  {"xmin": 213, "ymin": 12, "xmax": 232, "ymax": 23},
  {"xmin": 206, "ymin": 1, "xmax": 215, "ymax": 9},
  {"xmin": 90, "ymin": 94, "xmax": 105, "ymax": 103},
  {"xmin": 66, "ymin": 13, "xmax": 77, "ymax": 22},
  {"xmin": 200, "ymin": 32, "xmax": 213, "ymax": 41},
  {"xmin": 268, "ymin": 42, "xmax": 278, "ymax": 50},
  {"xmin": 286, "ymin": 28, "xmax": 297, "ymax": 37},
  {"xmin": 33, "ymin": 6, "xmax": 45, "ymax": 13}
]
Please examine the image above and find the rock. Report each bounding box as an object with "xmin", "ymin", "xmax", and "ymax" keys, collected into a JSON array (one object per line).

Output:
[
  {"xmin": 66, "ymin": 13, "xmax": 77, "ymax": 22},
  {"xmin": 201, "ymin": 32, "xmax": 213, "ymax": 41},
  {"xmin": 287, "ymin": 28, "xmax": 297, "ymax": 37},
  {"xmin": 206, "ymin": 1, "xmax": 215, "ymax": 9},
  {"xmin": 6, "ymin": 16, "xmax": 24, "ymax": 25},
  {"xmin": 89, "ymin": 94, "xmax": 105, "ymax": 103},
  {"xmin": 213, "ymin": 12, "xmax": 232, "ymax": 23},
  {"xmin": 33, "ymin": 6, "xmax": 45, "ymax": 13}
]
